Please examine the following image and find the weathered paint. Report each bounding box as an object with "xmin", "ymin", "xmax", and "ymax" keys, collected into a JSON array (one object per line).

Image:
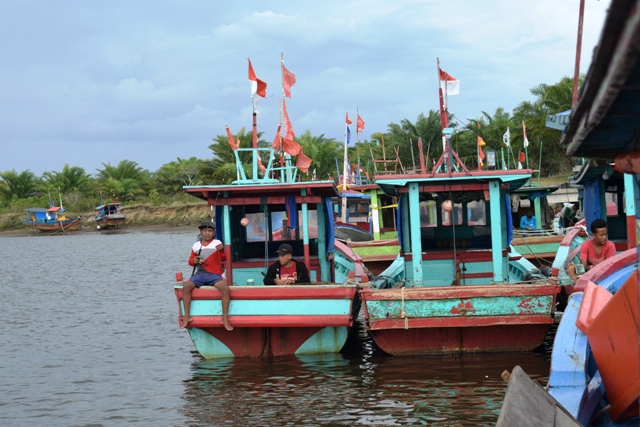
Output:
[
  {"xmin": 316, "ymin": 202, "xmax": 329, "ymax": 282},
  {"xmin": 189, "ymin": 327, "xmax": 235, "ymax": 358},
  {"xmin": 301, "ymin": 188, "xmax": 311, "ymax": 270},
  {"xmin": 407, "ymin": 182, "xmax": 423, "ymax": 287},
  {"xmin": 364, "ymin": 295, "xmax": 555, "ymax": 320},
  {"xmin": 489, "ymin": 181, "xmax": 505, "ymax": 282},
  {"xmin": 370, "ymin": 189, "xmax": 381, "ymax": 239}
]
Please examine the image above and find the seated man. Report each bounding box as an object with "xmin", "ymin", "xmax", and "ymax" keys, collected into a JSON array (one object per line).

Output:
[
  {"xmin": 567, "ymin": 219, "xmax": 616, "ymax": 280},
  {"xmin": 264, "ymin": 243, "xmax": 311, "ymax": 285},
  {"xmin": 520, "ymin": 210, "xmax": 536, "ymax": 231}
]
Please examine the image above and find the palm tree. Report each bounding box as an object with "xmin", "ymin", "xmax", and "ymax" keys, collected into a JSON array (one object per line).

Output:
[
  {"xmin": 154, "ymin": 157, "xmax": 204, "ymax": 194},
  {"xmin": 41, "ymin": 164, "xmax": 93, "ymax": 194},
  {"xmin": 96, "ymin": 160, "xmax": 151, "ymax": 194},
  {"xmin": 0, "ymin": 169, "xmax": 39, "ymax": 201}
]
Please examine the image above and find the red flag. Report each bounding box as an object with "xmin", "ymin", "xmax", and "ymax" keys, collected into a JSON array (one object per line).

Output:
[
  {"xmin": 248, "ymin": 60, "xmax": 267, "ymax": 97},
  {"xmin": 519, "ymin": 151, "xmax": 526, "ymax": 162},
  {"xmin": 345, "ymin": 112, "xmax": 352, "ymax": 124},
  {"xmin": 272, "ymin": 124, "xmax": 282, "ymax": 149},
  {"xmin": 283, "ymin": 99, "xmax": 295, "ymax": 140},
  {"xmin": 282, "ymin": 64, "xmax": 296, "ymax": 98},
  {"xmin": 258, "ymin": 156, "xmax": 266, "ymax": 173},
  {"xmin": 282, "ymin": 137, "xmax": 301, "ymax": 156},
  {"xmin": 356, "ymin": 114, "xmax": 365, "ymax": 132},
  {"xmin": 225, "ymin": 126, "xmax": 238, "ymax": 150},
  {"xmin": 438, "ymin": 68, "xmax": 460, "ymax": 95},
  {"xmin": 296, "ymin": 151, "xmax": 312, "ymax": 173}
]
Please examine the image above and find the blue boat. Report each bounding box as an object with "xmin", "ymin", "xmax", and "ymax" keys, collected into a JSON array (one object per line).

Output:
[
  {"xmin": 548, "ymin": 0, "xmax": 640, "ymax": 423},
  {"xmin": 23, "ymin": 206, "xmax": 81, "ymax": 233}
]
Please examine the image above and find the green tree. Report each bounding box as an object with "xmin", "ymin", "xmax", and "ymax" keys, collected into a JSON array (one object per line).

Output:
[
  {"xmin": 154, "ymin": 157, "xmax": 204, "ymax": 193},
  {"xmin": 96, "ymin": 160, "xmax": 151, "ymax": 196},
  {"xmin": 0, "ymin": 169, "xmax": 39, "ymax": 201},
  {"xmin": 41, "ymin": 164, "xmax": 93, "ymax": 194}
]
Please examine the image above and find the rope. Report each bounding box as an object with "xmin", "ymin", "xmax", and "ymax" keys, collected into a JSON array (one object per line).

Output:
[{"xmin": 400, "ymin": 287, "xmax": 409, "ymax": 329}]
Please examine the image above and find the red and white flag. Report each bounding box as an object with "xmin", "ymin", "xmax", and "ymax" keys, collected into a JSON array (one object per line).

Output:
[
  {"xmin": 282, "ymin": 64, "xmax": 296, "ymax": 98},
  {"xmin": 522, "ymin": 121, "xmax": 529, "ymax": 148},
  {"xmin": 356, "ymin": 114, "xmax": 365, "ymax": 133},
  {"xmin": 248, "ymin": 59, "xmax": 267, "ymax": 98},
  {"xmin": 345, "ymin": 112, "xmax": 352, "ymax": 124},
  {"xmin": 439, "ymin": 68, "xmax": 460, "ymax": 95}
]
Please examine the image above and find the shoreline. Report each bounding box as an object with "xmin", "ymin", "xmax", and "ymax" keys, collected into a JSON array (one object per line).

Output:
[{"xmin": 0, "ymin": 223, "xmax": 197, "ymax": 238}]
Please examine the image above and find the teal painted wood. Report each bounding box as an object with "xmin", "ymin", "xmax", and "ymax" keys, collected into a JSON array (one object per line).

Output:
[
  {"xmin": 189, "ymin": 299, "xmax": 353, "ymax": 316},
  {"xmin": 189, "ymin": 327, "xmax": 235, "ymax": 358},
  {"xmin": 223, "ymin": 204, "xmax": 231, "ymax": 246},
  {"xmin": 408, "ymin": 183, "xmax": 423, "ymax": 286},
  {"xmin": 534, "ymin": 197, "xmax": 542, "ymax": 230},
  {"xmin": 294, "ymin": 326, "xmax": 348, "ymax": 355},
  {"xmin": 489, "ymin": 181, "xmax": 505, "ymax": 282},
  {"xmin": 420, "ymin": 259, "xmax": 456, "ymax": 286},
  {"xmin": 401, "ymin": 194, "xmax": 411, "ymax": 254},
  {"xmin": 365, "ymin": 295, "xmax": 555, "ymax": 319},
  {"xmin": 624, "ymin": 173, "xmax": 636, "ymax": 216}
]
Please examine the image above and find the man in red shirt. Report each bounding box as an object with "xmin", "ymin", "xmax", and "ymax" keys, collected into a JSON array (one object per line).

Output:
[
  {"xmin": 180, "ymin": 221, "xmax": 233, "ymax": 330},
  {"xmin": 567, "ymin": 219, "xmax": 616, "ymax": 280},
  {"xmin": 263, "ymin": 243, "xmax": 311, "ymax": 285}
]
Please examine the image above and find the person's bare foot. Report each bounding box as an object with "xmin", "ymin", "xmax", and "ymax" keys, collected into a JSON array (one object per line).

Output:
[
  {"xmin": 180, "ymin": 316, "xmax": 193, "ymax": 328},
  {"xmin": 567, "ymin": 264, "xmax": 578, "ymax": 281},
  {"xmin": 222, "ymin": 319, "xmax": 233, "ymax": 331}
]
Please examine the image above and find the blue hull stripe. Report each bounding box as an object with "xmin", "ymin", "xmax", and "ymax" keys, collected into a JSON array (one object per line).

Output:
[{"xmin": 189, "ymin": 299, "xmax": 352, "ymax": 316}]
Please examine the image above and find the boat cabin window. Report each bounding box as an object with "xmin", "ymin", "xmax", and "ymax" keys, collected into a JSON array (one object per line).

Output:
[
  {"xmin": 441, "ymin": 202, "xmax": 463, "ymax": 226},
  {"xmin": 419, "ymin": 201, "xmax": 437, "ymax": 227},
  {"xmin": 245, "ymin": 212, "xmax": 268, "ymax": 242},
  {"xmin": 467, "ymin": 200, "xmax": 486, "ymax": 226}
]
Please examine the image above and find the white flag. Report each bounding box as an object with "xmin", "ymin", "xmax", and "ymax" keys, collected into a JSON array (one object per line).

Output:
[
  {"xmin": 503, "ymin": 127, "xmax": 511, "ymax": 147},
  {"xmin": 522, "ymin": 121, "xmax": 529, "ymax": 148}
]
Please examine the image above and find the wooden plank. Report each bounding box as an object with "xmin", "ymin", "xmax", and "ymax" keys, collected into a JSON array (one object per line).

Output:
[{"xmin": 497, "ymin": 365, "xmax": 581, "ymax": 427}]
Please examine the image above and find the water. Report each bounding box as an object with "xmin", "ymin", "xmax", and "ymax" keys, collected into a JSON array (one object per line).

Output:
[{"xmin": 0, "ymin": 230, "xmax": 552, "ymax": 426}]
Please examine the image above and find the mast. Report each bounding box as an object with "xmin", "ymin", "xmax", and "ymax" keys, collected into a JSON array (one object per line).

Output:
[
  {"xmin": 572, "ymin": 0, "xmax": 585, "ymax": 107},
  {"xmin": 341, "ymin": 113, "xmax": 349, "ymax": 223},
  {"xmin": 279, "ymin": 53, "xmax": 285, "ymax": 169},
  {"xmin": 437, "ymin": 58, "xmax": 450, "ymax": 172}
]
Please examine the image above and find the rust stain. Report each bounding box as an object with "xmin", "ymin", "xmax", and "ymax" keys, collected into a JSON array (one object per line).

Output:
[
  {"xmin": 518, "ymin": 297, "xmax": 535, "ymax": 314},
  {"xmin": 450, "ymin": 300, "xmax": 476, "ymax": 316}
]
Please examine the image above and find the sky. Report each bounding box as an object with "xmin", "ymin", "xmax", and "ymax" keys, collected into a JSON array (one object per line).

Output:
[{"xmin": 0, "ymin": 0, "xmax": 612, "ymax": 176}]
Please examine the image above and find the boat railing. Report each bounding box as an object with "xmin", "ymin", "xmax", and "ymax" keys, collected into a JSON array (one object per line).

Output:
[{"xmin": 233, "ymin": 147, "xmax": 304, "ymax": 185}]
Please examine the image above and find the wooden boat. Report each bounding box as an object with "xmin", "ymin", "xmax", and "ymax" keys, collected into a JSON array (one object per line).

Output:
[
  {"xmin": 175, "ymin": 166, "xmax": 363, "ymax": 358},
  {"xmin": 94, "ymin": 202, "xmax": 126, "ymax": 229},
  {"xmin": 548, "ymin": 1, "xmax": 640, "ymax": 423},
  {"xmin": 510, "ymin": 184, "xmax": 566, "ymax": 267},
  {"xmin": 23, "ymin": 206, "xmax": 81, "ymax": 233},
  {"xmin": 173, "ymin": 61, "xmax": 364, "ymax": 359},
  {"xmin": 358, "ymin": 129, "xmax": 560, "ymax": 355}
]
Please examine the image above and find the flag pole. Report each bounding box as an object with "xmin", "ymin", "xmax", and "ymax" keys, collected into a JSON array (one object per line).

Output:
[
  {"xmin": 279, "ymin": 53, "xmax": 286, "ymax": 170},
  {"xmin": 437, "ymin": 58, "xmax": 449, "ymax": 172},
  {"xmin": 341, "ymin": 114, "xmax": 349, "ymax": 223},
  {"xmin": 356, "ymin": 107, "xmax": 361, "ymax": 184},
  {"xmin": 537, "ymin": 140, "xmax": 543, "ymax": 185}
]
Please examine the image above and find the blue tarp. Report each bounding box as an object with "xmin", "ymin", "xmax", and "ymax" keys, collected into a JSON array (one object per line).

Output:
[
  {"xmin": 324, "ymin": 198, "xmax": 335, "ymax": 253},
  {"xmin": 583, "ymin": 179, "xmax": 601, "ymax": 232},
  {"xmin": 285, "ymin": 195, "xmax": 297, "ymax": 229},
  {"xmin": 215, "ymin": 206, "xmax": 223, "ymax": 239}
]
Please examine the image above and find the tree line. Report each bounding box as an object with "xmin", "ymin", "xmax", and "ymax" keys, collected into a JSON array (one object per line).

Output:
[{"xmin": 0, "ymin": 76, "xmax": 577, "ymax": 212}]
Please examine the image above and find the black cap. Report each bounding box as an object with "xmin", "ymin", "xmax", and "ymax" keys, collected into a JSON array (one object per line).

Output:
[
  {"xmin": 275, "ymin": 243, "xmax": 293, "ymax": 256},
  {"xmin": 198, "ymin": 221, "xmax": 215, "ymax": 230}
]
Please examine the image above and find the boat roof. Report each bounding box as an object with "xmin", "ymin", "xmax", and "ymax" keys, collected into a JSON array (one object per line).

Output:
[
  {"xmin": 560, "ymin": 0, "xmax": 640, "ymax": 158},
  {"xmin": 374, "ymin": 169, "xmax": 533, "ymax": 196},
  {"xmin": 48, "ymin": 206, "xmax": 62, "ymax": 212},
  {"xmin": 513, "ymin": 184, "xmax": 560, "ymax": 196},
  {"xmin": 24, "ymin": 208, "xmax": 50, "ymax": 213},
  {"xmin": 184, "ymin": 180, "xmax": 340, "ymax": 201},
  {"xmin": 95, "ymin": 203, "xmax": 121, "ymax": 209}
]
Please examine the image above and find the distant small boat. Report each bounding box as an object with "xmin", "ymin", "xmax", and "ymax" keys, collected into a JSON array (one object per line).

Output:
[
  {"xmin": 94, "ymin": 202, "xmax": 126, "ymax": 229},
  {"xmin": 23, "ymin": 206, "xmax": 81, "ymax": 233},
  {"xmin": 335, "ymin": 223, "xmax": 373, "ymax": 242}
]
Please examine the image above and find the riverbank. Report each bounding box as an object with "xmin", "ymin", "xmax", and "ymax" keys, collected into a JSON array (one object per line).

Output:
[{"xmin": 0, "ymin": 202, "xmax": 212, "ymax": 237}]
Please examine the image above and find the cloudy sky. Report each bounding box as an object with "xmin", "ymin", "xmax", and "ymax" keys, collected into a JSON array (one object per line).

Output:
[{"xmin": 0, "ymin": 0, "xmax": 611, "ymax": 176}]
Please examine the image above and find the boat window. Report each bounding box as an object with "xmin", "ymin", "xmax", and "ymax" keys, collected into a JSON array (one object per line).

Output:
[
  {"xmin": 245, "ymin": 213, "xmax": 268, "ymax": 242},
  {"xmin": 467, "ymin": 200, "xmax": 487, "ymax": 226},
  {"xmin": 419, "ymin": 200, "xmax": 437, "ymax": 227},
  {"xmin": 271, "ymin": 211, "xmax": 296, "ymax": 241},
  {"xmin": 442, "ymin": 202, "xmax": 463, "ymax": 226},
  {"xmin": 298, "ymin": 209, "xmax": 318, "ymax": 239}
]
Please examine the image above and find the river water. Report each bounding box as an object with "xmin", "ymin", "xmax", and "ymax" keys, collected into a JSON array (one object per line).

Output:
[{"xmin": 0, "ymin": 230, "xmax": 553, "ymax": 426}]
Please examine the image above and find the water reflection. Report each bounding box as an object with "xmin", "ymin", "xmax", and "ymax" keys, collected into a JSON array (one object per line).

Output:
[{"xmin": 181, "ymin": 321, "xmax": 551, "ymax": 426}]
